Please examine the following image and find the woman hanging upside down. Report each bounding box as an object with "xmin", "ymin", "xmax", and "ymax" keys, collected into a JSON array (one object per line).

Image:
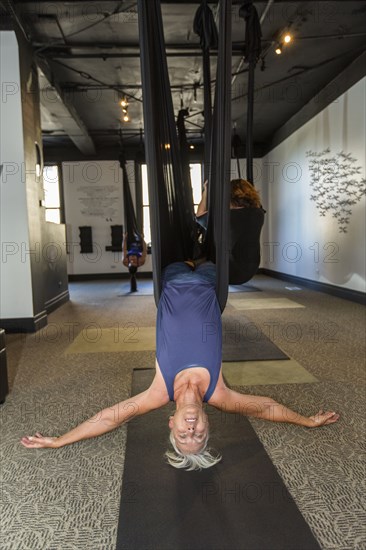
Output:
[
  {"xmin": 122, "ymin": 233, "xmax": 147, "ymax": 272},
  {"xmin": 21, "ymin": 262, "xmax": 339, "ymax": 470}
]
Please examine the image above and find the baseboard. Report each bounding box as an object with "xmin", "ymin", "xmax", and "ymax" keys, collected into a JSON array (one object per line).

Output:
[
  {"xmin": 45, "ymin": 290, "xmax": 70, "ymax": 313},
  {"xmin": 259, "ymin": 269, "xmax": 366, "ymax": 305},
  {"xmin": 68, "ymin": 272, "xmax": 153, "ymax": 281},
  {"xmin": 0, "ymin": 310, "xmax": 48, "ymax": 333}
]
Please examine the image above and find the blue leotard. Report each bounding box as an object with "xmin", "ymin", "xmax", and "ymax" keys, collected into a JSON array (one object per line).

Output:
[{"xmin": 156, "ymin": 262, "xmax": 222, "ymax": 402}]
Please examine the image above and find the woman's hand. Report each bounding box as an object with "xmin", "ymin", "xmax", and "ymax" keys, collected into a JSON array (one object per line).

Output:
[
  {"xmin": 308, "ymin": 410, "xmax": 340, "ymax": 427},
  {"xmin": 20, "ymin": 432, "xmax": 59, "ymax": 449}
]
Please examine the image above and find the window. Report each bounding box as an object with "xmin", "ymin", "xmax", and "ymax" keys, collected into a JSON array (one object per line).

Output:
[
  {"xmin": 141, "ymin": 164, "xmax": 151, "ymax": 244},
  {"xmin": 141, "ymin": 163, "xmax": 202, "ymax": 243},
  {"xmin": 43, "ymin": 165, "xmax": 61, "ymax": 223},
  {"xmin": 190, "ymin": 163, "xmax": 202, "ymax": 213}
]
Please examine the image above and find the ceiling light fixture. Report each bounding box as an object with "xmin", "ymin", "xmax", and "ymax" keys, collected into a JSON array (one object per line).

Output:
[
  {"xmin": 275, "ymin": 44, "xmax": 282, "ymax": 55},
  {"xmin": 284, "ymin": 33, "xmax": 292, "ymax": 43}
]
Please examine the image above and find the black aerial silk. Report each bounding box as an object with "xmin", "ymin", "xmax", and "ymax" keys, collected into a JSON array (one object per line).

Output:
[
  {"xmin": 204, "ymin": 0, "xmax": 232, "ymax": 310},
  {"xmin": 231, "ymin": 130, "xmax": 243, "ymax": 178},
  {"xmin": 137, "ymin": 0, "xmax": 196, "ymax": 306},
  {"xmin": 229, "ymin": 208, "xmax": 265, "ymax": 284},
  {"xmin": 176, "ymin": 108, "xmax": 193, "ymax": 206},
  {"xmin": 119, "ymin": 150, "xmax": 142, "ymax": 252},
  {"xmin": 137, "ymin": 0, "xmax": 232, "ymax": 311},
  {"xmin": 239, "ymin": 1, "xmax": 262, "ymax": 184},
  {"xmin": 193, "ymin": 1, "xmax": 218, "ymax": 180}
]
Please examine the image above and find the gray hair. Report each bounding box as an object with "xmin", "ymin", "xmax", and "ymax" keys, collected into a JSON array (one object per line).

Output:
[{"xmin": 165, "ymin": 430, "xmax": 222, "ymax": 471}]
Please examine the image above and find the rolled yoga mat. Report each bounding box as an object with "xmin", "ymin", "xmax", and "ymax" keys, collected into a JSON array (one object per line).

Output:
[{"xmin": 116, "ymin": 369, "xmax": 320, "ymax": 550}]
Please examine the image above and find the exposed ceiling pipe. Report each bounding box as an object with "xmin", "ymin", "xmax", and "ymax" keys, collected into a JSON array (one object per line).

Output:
[{"xmin": 2, "ymin": 0, "xmax": 31, "ymax": 41}]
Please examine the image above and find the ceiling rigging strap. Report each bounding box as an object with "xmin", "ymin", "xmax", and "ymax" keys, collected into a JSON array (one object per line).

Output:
[
  {"xmin": 119, "ymin": 147, "xmax": 141, "ymax": 249},
  {"xmin": 239, "ymin": 1, "xmax": 262, "ymax": 184},
  {"xmin": 193, "ymin": 0, "xmax": 218, "ymax": 180},
  {"xmin": 137, "ymin": 0, "xmax": 196, "ymax": 306},
  {"xmin": 205, "ymin": 0, "xmax": 232, "ymax": 312}
]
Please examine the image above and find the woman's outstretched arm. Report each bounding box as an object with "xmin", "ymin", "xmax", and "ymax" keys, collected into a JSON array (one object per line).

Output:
[
  {"xmin": 21, "ymin": 386, "xmax": 169, "ymax": 449},
  {"xmin": 209, "ymin": 386, "xmax": 339, "ymax": 428}
]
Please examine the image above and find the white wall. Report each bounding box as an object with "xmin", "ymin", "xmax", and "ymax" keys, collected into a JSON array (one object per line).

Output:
[
  {"xmin": 261, "ymin": 78, "xmax": 366, "ymax": 292},
  {"xmin": 0, "ymin": 32, "xmax": 34, "ymax": 318},
  {"xmin": 63, "ymin": 160, "xmax": 152, "ymax": 275}
]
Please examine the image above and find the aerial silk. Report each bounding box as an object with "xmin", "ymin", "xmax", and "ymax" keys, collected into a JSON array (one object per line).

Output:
[
  {"xmin": 239, "ymin": 1, "xmax": 262, "ymax": 184},
  {"xmin": 176, "ymin": 108, "xmax": 193, "ymax": 208},
  {"xmin": 231, "ymin": 129, "xmax": 243, "ymax": 178},
  {"xmin": 229, "ymin": 207, "xmax": 265, "ymax": 284},
  {"xmin": 137, "ymin": 0, "xmax": 232, "ymax": 311},
  {"xmin": 204, "ymin": 0, "xmax": 232, "ymax": 310},
  {"xmin": 137, "ymin": 0, "xmax": 196, "ymax": 306},
  {"xmin": 193, "ymin": 0, "xmax": 218, "ymax": 180}
]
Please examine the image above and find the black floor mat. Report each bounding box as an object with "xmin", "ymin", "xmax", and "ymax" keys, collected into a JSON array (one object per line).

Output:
[{"xmin": 116, "ymin": 370, "xmax": 320, "ymax": 550}]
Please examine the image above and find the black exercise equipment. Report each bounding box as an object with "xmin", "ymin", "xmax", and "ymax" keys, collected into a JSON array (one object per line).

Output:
[
  {"xmin": 138, "ymin": 0, "xmax": 232, "ymax": 312},
  {"xmin": 138, "ymin": 0, "xmax": 196, "ymax": 306},
  {"xmin": 229, "ymin": 207, "xmax": 265, "ymax": 284},
  {"xmin": 239, "ymin": 1, "xmax": 262, "ymax": 184},
  {"xmin": 193, "ymin": 0, "xmax": 218, "ymax": 180}
]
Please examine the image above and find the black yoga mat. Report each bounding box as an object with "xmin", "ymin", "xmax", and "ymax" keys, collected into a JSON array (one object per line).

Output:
[
  {"xmin": 116, "ymin": 369, "xmax": 321, "ymax": 550},
  {"xmin": 222, "ymin": 316, "xmax": 288, "ymax": 361}
]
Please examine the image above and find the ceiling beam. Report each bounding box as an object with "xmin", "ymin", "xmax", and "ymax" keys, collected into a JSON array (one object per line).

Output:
[{"xmin": 37, "ymin": 60, "xmax": 96, "ymax": 155}]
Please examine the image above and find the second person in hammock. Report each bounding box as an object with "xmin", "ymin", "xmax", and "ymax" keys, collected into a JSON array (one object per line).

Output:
[
  {"xmin": 21, "ymin": 261, "xmax": 339, "ymax": 470},
  {"xmin": 195, "ymin": 178, "xmax": 265, "ymax": 284},
  {"xmin": 122, "ymin": 232, "xmax": 147, "ymax": 272}
]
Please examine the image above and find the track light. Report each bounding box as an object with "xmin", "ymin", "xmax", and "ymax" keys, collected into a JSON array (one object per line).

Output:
[
  {"xmin": 189, "ymin": 144, "xmax": 195, "ymax": 150},
  {"xmin": 275, "ymin": 44, "xmax": 282, "ymax": 55},
  {"xmin": 121, "ymin": 98, "xmax": 128, "ymax": 108},
  {"xmin": 284, "ymin": 33, "xmax": 292, "ymax": 43},
  {"xmin": 123, "ymin": 114, "xmax": 130, "ymax": 122}
]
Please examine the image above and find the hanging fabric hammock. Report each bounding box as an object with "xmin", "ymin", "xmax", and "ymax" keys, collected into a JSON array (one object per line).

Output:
[
  {"xmin": 119, "ymin": 147, "xmax": 141, "ymax": 250},
  {"xmin": 239, "ymin": 0, "xmax": 262, "ymax": 184},
  {"xmin": 193, "ymin": 0, "xmax": 218, "ymax": 180},
  {"xmin": 176, "ymin": 108, "xmax": 193, "ymax": 209},
  {"xmin": 137, "ymin": 0, "xmax": 232, "ymax": 311},
  {"xmin": 137, "ymin": 0, "xmax": 196, "ymax": 306}
]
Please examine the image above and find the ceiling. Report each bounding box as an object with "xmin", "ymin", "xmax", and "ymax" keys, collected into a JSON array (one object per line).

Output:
[{"xmin": 2, "ymin": 0, "xmax": 366, "ymax": 159}]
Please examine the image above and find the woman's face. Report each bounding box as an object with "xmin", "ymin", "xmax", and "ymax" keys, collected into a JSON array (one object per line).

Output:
[{"xmin": 169, "ymin": 405, "xmax": 209, "ymax": 454}]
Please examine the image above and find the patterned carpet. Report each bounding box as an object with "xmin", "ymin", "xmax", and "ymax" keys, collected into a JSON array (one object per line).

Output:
[{"xmin": 1, "ymin": 275, "xmax": 365, "ymax": 550}]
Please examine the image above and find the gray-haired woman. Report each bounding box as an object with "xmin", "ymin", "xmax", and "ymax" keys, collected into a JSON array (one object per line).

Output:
[{"xmin": 21, "ymin": 262, "xmax": 339, "ymax": 470}]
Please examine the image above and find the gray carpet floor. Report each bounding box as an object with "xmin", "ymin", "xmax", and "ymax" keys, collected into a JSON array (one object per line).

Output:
[{"xmin": 1, "ymin": 275, "xmax": 365, "ymax": 550}]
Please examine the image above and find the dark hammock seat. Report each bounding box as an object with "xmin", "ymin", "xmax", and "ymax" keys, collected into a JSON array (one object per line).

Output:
[{"xmin": 229, "ymin": 207, "xmax": 265, "ymax": 284}]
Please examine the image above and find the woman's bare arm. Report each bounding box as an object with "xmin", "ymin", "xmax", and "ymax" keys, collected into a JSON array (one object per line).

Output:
[
  {"xmin": 209, "ymin": 386, "xmax": 339, "ymax": 428},
  {"xmin": 122, "ymin": 232, "xmax": 129, "ymax": 267},
  {"xmin": 196, "ymin": 180, "xmax": 208, "ymax": 217},
  {"xmin": 21, "ymin": 385, "xmax": 169, "ymax": 449}
]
